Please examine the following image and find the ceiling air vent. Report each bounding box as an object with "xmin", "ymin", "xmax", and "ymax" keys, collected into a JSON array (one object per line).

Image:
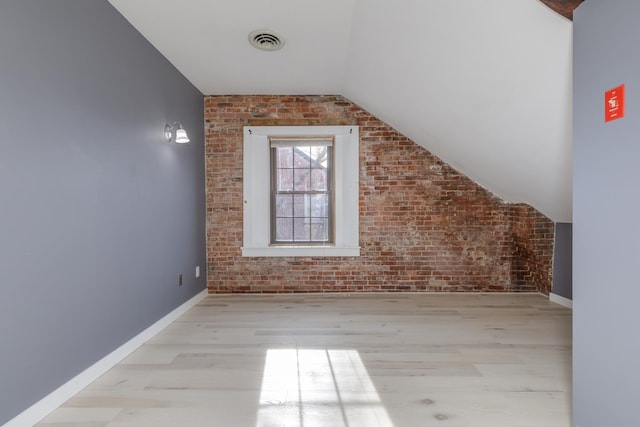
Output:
[{"xmin": 249, "ymin": 30, "xmax": 285, "ymax": 52}]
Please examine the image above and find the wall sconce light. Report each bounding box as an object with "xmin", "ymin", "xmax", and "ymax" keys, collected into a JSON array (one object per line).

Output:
[{"xmin": 164, "ymin": 122, "xmax": 190, "ymax": 144}]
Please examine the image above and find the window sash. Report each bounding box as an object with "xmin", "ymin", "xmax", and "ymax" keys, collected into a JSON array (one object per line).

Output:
[{"xmin": 270, "ymin": 139, "xmax": 334, "ymax": 245}]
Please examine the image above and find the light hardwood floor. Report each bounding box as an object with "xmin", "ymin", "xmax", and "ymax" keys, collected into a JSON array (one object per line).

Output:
[{"xmin": 39, "ymin": 293, "xmax": 572, "ymax": 427}]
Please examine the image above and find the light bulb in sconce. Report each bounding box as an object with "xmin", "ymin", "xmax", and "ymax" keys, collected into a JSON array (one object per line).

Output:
[
  {"xmin": 175, "ymin": 128, "xmax": 189, "ymax": 143},
  {"xmin": 164, "ymin": 122, "xmax": 190, "ymax": 144}
]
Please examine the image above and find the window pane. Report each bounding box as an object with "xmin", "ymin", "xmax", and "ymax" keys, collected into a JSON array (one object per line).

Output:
[
  {"xmin": 275, "ymin": 194, "xmax": 293, "ymax": 217},
  {"xmin": 293, "ymin": 194, "xmax": 308, "ymax": 217},
  {"xmin": 293, "ymin": 147, "xmax": 310, "ymax": 168},
  {"xmin": 310, "ymin": 194, "xmax": 328, "ymax": 218},
  {"xmin": 276, "ymin": 218, "xmax": 293, "ymax": 241},
  {"xmin": 311, "ymin": 219, "xmax": 329, "ymax": 241},
  {"xmin": 309, "ymin": 146, "xmax": 328, "ymax": 166},
  {"xmin": 310, "ymin": 169, "xmax": 327, "ymax": 191},
  {"xmin": 293, "ymin": 168, "xmax": 310, "ymax": 191},
  {"xmin": 277, "ymin": 168, "xmax": 293, "ymax": 191},
  {"xmin": 277, "ymin": 147, "xmax": 293, "ymax": 168},
  {"xmin": 293, "ymin": 218, "xmax": 309, "ymax": 241}
]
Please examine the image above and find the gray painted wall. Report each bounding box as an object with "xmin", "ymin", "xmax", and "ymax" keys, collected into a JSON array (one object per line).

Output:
[
  {"xmin": 0, "ymin": 1, "xmax": 206, "ymax": 423},
  {"xmin": 552, "ymin": 223, "xmax": 572, "ymax": 299},
  {"xmin": 574, "ymin": 1, "xmax": 640, "ymax": 425}
]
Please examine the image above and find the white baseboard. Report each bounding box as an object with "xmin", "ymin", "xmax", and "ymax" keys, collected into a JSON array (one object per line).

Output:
[
  {"xmin": 549, "ymin": 292, "xmax": 573, "ymax": 309},
  {"xmin": 4, "ymin": 289, "xmax": 208, "ymax": 427}
]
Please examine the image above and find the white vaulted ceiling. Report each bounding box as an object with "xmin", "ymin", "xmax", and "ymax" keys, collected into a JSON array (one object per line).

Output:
[{"xmin": 109, "ymin": 0, "xmax": 573, "ymax": 222}]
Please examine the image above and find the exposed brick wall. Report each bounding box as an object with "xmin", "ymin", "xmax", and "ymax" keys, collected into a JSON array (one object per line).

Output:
[
  {"xmin": 510, "ymin": 204, "xmax": 555, "ymax": 294},
  {"xmin": 205, "ymin": 95, "xmax": 554, "ymax": 294}
]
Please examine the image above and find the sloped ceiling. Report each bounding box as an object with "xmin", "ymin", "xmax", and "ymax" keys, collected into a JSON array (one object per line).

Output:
[{"xmin": 109, "ymin": 0, "xmax": 573, "ymax": 222}]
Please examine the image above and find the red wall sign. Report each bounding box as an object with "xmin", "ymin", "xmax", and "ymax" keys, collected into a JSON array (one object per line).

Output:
[{"xmin": 605, "ymin": 84, "xmax": 625, "ymax": 122}]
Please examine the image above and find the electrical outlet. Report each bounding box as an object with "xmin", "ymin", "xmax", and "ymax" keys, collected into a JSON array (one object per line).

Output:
[
  {"xmin": 179, "ymin": 274, "xmax": 183, "ymax": 286},
  {"xmin": 195, "ymin": 265, "xmax": 200, "ymax": 278}
]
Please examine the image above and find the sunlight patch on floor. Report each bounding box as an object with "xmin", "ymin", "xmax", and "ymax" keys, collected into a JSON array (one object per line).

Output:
[{"xmin": 256, "ymin": 349, "xmax": 395, "ymax": 427}]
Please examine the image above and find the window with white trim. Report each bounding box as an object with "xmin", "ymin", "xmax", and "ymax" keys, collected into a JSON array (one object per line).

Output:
[{"xmin": 243, "ymin": 126, "xmax": 359, "ymax": 257}]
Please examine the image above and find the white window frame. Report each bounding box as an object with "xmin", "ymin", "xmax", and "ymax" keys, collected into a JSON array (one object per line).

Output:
[{"xmin": 242, "ymin": 125, "xmax": 360, "ymax": 257}]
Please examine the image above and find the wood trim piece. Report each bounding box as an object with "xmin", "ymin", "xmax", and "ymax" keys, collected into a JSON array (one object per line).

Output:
[
  {"xmin": 539, "ymin": 0, "xmax": 584, "ymax": 20},
  {"xmin": 550, "ymin": 292, "xmax": 573, "ymax": 309},
  {"xmin": 248, "ymin": 118, "xmax": 357, "ymax": 127}
]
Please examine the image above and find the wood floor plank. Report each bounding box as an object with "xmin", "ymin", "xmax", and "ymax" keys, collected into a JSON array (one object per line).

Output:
[{"xmin": 38, "ymin": 293, "xmax": 571, "ymax": 427}]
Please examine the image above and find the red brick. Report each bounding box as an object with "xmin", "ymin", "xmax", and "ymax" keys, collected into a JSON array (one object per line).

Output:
[{"xmin": 205, "ymin": 95, "xmax": 554, "ymax": 294}]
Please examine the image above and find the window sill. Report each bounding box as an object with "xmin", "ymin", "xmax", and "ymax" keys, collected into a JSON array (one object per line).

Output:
[{"xmin": 241, "ymin": 246, "xmax": 360, "ymax": 258}]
